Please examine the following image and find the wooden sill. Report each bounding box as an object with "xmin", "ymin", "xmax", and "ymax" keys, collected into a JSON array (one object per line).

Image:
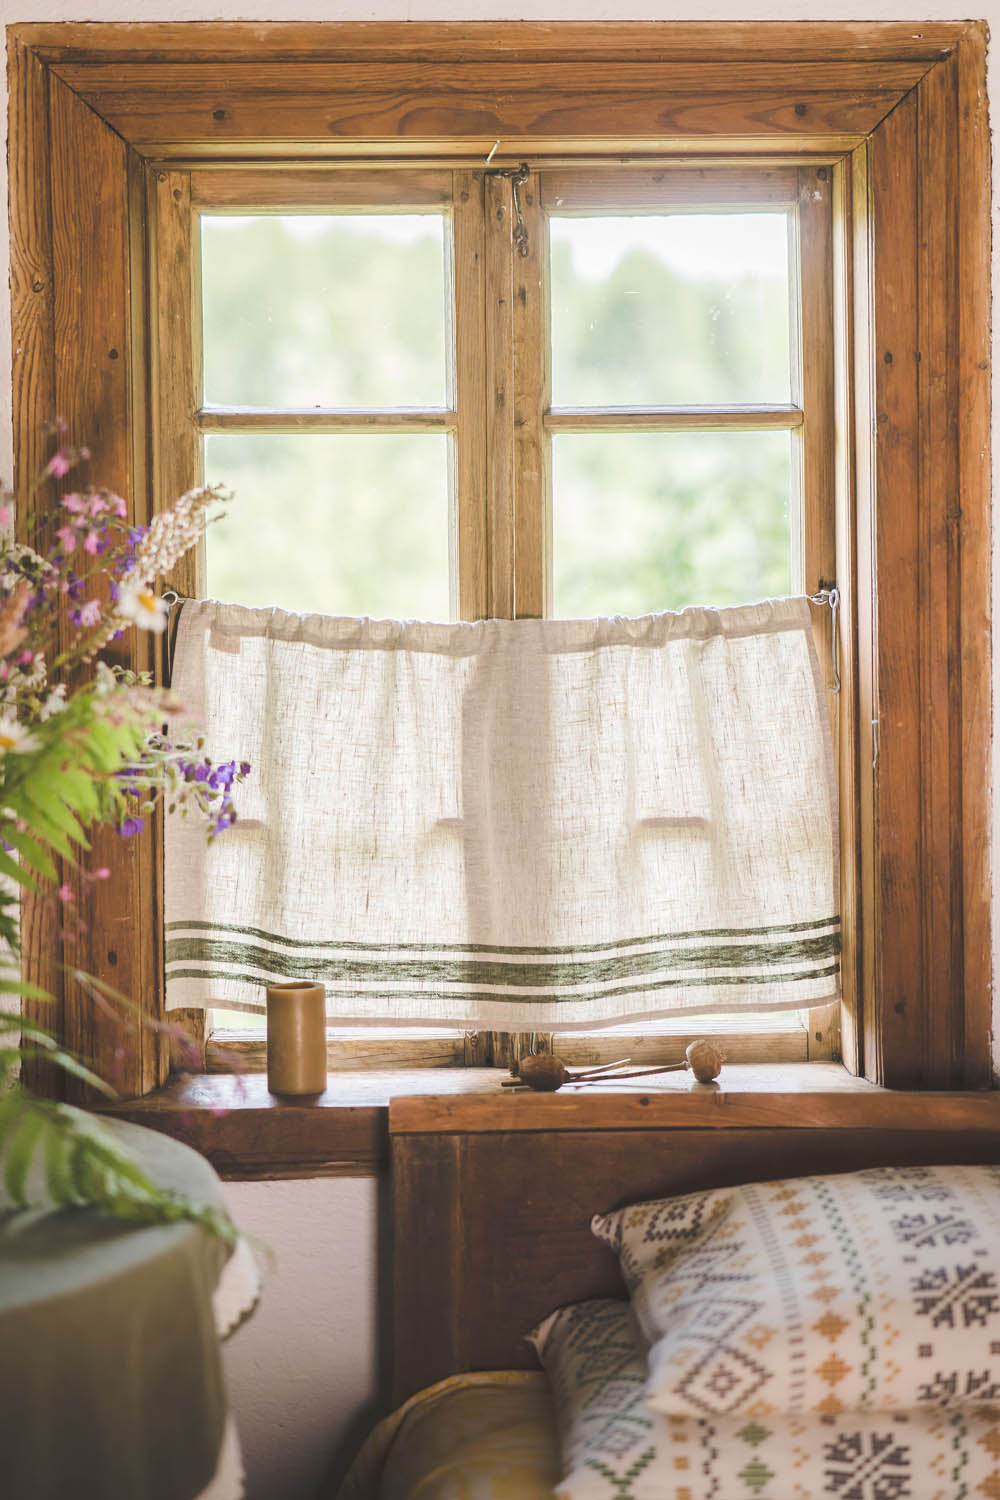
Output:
[{"xmin": 101, "ymin": 1062, "xmax": 880, "ymax": 1180}]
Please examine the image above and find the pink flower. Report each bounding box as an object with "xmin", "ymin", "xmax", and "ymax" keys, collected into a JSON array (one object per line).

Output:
[
  {"xmin": 94, "ymin": 867, "xmax": 110, "ymax": 880},
  {"xmin": 83, "ymin": 531, "xmax": 101, "ymax": 556},
  {"xmin": 58, "ymin": 884, "xmax": 74, "ymax": 903},
  {"xmin": 45, "ymin": 450, "xmax": 71, "ymax": 478},
  {"xmin": 0, "ymin": 507, "xmax": 11, "ymax": 528},
  {"xmin": 62, "ymin": 492, "xmax": 88, "ymax": 514},
  {"xmin": 56, "ymin": 524, "xmax": 76, "ymax": 553},
  {"xmin": 111, "ymin": 495, "xmax": 127, "ymax": 519},
  {"xmin": 77, "ymin": 599, "xmax": 102, "ymax": 628},
  {"xmin": 89, "ymin": 493, "xmax": 109, "ymax": 517},
  {"xmin": 17, "ymin": 650, "xmax": 33, "ymax": 667}
]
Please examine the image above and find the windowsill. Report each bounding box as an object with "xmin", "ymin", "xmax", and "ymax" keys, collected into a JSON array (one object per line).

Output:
[{"xmin": 100, "ymin": 1062, "xmax": 883, "ymax": 1179}]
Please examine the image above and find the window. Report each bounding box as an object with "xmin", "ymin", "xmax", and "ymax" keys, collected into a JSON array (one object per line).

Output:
[
  {"xmin": 9, "ymin": 21, "xmax": 990, "ymax": 1094},
  {"xmin": 161, "ymin": 161, "xmax": 837, "ymax": 1071}
]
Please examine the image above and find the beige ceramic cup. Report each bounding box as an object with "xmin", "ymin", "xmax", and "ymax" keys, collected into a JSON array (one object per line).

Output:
[{"xmin": 265, "ymin": 981, "xmax": 327, "ymax": 1095}]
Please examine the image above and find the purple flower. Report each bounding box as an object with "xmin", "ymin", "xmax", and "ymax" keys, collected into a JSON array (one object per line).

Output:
[
  {"xmin": 209, "ymin": 760, "xmax": 236, "ymax": 790},
  {"xmin": 239, "ymin": 761, "xmax": 251, "ymax": 777},
  {"xmin": 118, "ymin": 816, "xmax": 145, "ymax": 838}
]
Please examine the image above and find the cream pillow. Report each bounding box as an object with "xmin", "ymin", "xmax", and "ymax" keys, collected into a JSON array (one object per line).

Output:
[
  {"xmin": 591, "ymin": 1164, "xmax": 1000, "ymax": 1418},
  {"xmin": 531, "ymin": 1296, "xmax": 1000, "ymax": 1500}
]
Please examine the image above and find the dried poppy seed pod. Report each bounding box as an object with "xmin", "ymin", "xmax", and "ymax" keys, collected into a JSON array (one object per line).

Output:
[
  {"xmin": 685, "ymin": 1038, "xmax": 723, "ymax": 1083},
  {"xmin": 514, "ymin": 1053, "xmax": 569, "ymax": 1091}
]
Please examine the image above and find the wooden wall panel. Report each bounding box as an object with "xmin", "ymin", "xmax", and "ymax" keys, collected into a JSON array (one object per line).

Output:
[
  {"xmin": 860, "ymin": 41, "xmax": 991, "ymax": 1087},
  {"xmin": 8, "ymin": 38, "xmax": 64, "ymax": 1093},
  {"xmin": 864, "ymin": 94, "xmax": 922, "ymax": 1084},
  {"xmin": 14, "ymin": 22, "xmax": 962, "ymax": 66},
  {"xmin": 49, "ymin": 60, "xmax": 921, "ymax": 156},
  {"xmin": 47, "ymin": 75, "xmax": 161, "ymax": 1100},
  {"xmin": 955, "ymin": 24, "xmax": 993, "ymax": 1085}
]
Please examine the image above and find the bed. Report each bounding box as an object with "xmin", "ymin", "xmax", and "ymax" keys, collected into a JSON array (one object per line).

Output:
[{"xmin": 336, "ymin": 1073, "xmax": 1000, "ymax": 1499}]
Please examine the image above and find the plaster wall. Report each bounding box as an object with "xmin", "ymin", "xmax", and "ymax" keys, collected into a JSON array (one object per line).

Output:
[{"xmin": 3, "ymin": 4, "xmax": 997, "ymax": 1498}]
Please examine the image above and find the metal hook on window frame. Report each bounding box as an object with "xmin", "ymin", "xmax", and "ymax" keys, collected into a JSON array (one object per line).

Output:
[
  {"xmin": 808, "ymin": 584, "xmax": 841, "ymax": 694},
  {"xmin": 487, "ymin": 160, "xmax": 531, "ymax": 257}
]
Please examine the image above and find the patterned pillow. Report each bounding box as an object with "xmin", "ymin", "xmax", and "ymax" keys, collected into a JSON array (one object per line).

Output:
[
  {"xmin": 530, "ymin": 1296, "xmax": 1000, "ymax": 1500},
  {"xmin": 591, "ymin": 1164, "xmax": 1000, "ymax": 1418}
]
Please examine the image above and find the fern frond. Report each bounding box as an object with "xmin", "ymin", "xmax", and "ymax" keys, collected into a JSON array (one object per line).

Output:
[{"xmin": 0, "ymin": 1090, "xmax": 238, "ymax": 1244}]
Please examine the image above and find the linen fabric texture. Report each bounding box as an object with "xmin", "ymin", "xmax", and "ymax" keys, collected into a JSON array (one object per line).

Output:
[
  {"xmin": 530, "ymin": 1296, "xmax": 1000, "ymax": 1500},
  {"xmin": 591, "ymin": 1164, "xmax": 1000, "ymax": 1421},
  {"xmin": 165, "ymin": 598, "xmax": 838, "ymax": 1028}
]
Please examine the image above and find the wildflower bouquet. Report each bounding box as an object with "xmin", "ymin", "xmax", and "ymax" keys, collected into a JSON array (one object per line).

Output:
[{"xmin": 0, "ymin": 432, "xmax": 247, "ymax": 1235}]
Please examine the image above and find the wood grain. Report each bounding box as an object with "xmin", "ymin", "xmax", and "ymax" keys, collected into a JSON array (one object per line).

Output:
[
  {"xmin": 545, "ymin": 405, "xmax": 803, "ymax": 432},
  {"xmin": 7, "ymin": 38, "xmax": 65, "ymax": 1094},
  {"xmin": 196, "ymin": 408, "xmax": 455, "ymax": 433},
  {"xmin": 190, "ymin": 166, "xmax": 451, "ymax": 209},
  {"xmin": 45, "ymin": 58, "xmax": 926, "ymax": 157},
  {"xmin": 47, "ymin": 75, "xmax": 161, "ymax": 1101},
  {"xmin": 511, "ymin": 169, "xmax": 546, "ymax": 619},
  {"xmin": 151, "ymin": 166, "xmax": 202, "ymax": 605},
  {"xmin": 12, "ymin": 22, "xmax": 964, "ymax": 66},
  {"xmin": 484, "ymin": 173, "xmax": 515, "ymax": 619},
  {"xmin": 955, "ymin": 24, "xmax": 992, "ymax": 1086},
  {"xmin": 832, "ymin": 151, "xmax": 861, "ymax": 1075},
  {"xmin": 916, "ymin": 54, "xmax": 962, "ymax": 1087},
  {"xmin": 541, "ymin": 164, "xmax": 799, "ymax": 209},
  {"xmin": 452, "ymin": 169, "xmax": 488, "ymax": 621},
  {"xmin": 865, "ymin": 95, "xmax": 922, "ymax": 1087}
]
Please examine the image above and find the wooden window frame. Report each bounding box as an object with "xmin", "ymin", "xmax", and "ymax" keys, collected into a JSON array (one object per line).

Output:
[
  {"xmin": 171, "ymin": 158, "xmax": 834, "ymax": 1075},
  {"xmin": 8, "ymin": 20, "xmax": 990, "ymax": 1097}
]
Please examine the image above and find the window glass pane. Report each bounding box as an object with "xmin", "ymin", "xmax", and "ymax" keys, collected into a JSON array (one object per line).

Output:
[
  {"xmin": 551, "ymin": 430, "xmax": 792, "ymax": 617},
  {"xmin": 201, "ymin": 215, "xmax": 449, "ymax": 408},
  {"xmin": 204, "ymin": 433, "xmax": 452, "ymax": 619},
  {"xmin": 550, "ymin": 214, "xmax": 791, "ymax": 407}
]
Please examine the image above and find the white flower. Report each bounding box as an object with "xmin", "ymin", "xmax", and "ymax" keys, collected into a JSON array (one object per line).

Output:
[
  {"xmin": 39, "ymin": 684, "xmax": 67, "ymax": 721},
  {"xmin": 117, "ymin": 580, "xmax": 169, "ymax": 634},
  {"xmin": 0, "ymin": 717, "xmax": 38, "ymax": 754},
  {"xmin": 95, "ymin": 661, "xmax": 117, "ymax": 697}
]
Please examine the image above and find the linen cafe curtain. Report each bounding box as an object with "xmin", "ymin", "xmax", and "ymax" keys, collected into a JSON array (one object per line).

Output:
[{"xmin": 164, "ymin": 599, "xmax": 840, "ymax": 1029}]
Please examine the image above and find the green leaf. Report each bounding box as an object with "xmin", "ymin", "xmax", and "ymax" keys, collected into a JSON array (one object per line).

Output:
[
  {"xmin": 43, "ymin": 1115, "xmax": 78, "ymax": 1206},
  {"xmin": 0, "ymin": 976, "xmax": 58, "ymax": 1001},
  {"xmin": 3, "ymin": 1105, "xmax": 46, "ymax": 1204},
  {"xmin": 52, "ymin": 768, "xmax": 100, "ymax": 822},
  {"xmin": 23, "ymin": 783, "xmax": 89, "ymax": 849},
  {"xmin": 1, "ymin": 826, "xmax": 58, "ymax": 883},
  {"xmin": 0, "ymin": 847, "xmax": 35, "ymax": 891},
  {"xmin": 11, "ymin": 800, "xmax": 74, "ymax": 861}
]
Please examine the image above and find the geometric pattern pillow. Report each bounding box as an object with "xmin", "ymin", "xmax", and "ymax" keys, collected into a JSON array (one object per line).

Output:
[
  {"xmin": 530, "ymin": 1296, "xmax": 1000, "ymax": 1500},
  {"xmin": 591, "ymin": 1164, "xmax": 1000, "ymax": 1417}
]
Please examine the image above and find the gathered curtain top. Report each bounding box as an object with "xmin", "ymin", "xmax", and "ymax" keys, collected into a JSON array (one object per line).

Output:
[{"xmin": 196, "ymin": 595, "xmax": 813, "ymax": 654}]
